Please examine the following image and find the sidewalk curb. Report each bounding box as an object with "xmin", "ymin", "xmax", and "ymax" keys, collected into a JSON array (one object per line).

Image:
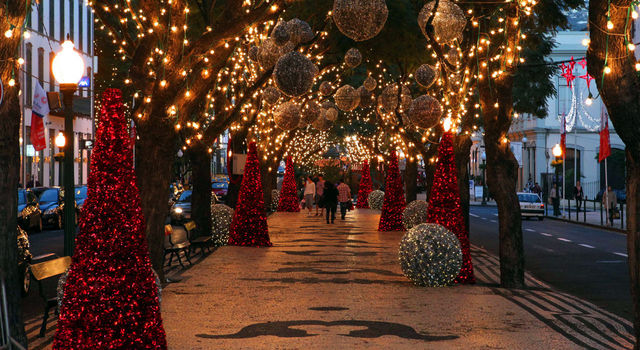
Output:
[{"xmin": 544, "ymin": 215, "xmax": 627, "ymax": 234}]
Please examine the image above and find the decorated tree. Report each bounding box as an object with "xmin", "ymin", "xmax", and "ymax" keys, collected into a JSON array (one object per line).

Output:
[
  {"xmin": 228, "ymin": 142, "xmax": 272, "ymax": 246},
  {"xmin": 277, "ymin": 156, "xmax": 300, "ymax": 212},
  {"xmin": 0, "ymin": 2, "xmax": 32, "ymax": 345},
  {"xmin": 427, "ymin": 132, "xmax": 474, "ymax": 284},
  {"xmin": 356, "ymin": 160, "xmax": 373, "ymax": 208},
  {"xmin": 53, "ymin": 89, "xmax": 166, "ymax": 349},
  {"xmin": 378, "ymin": 151, "xmax": 406, "ymax": 231}
]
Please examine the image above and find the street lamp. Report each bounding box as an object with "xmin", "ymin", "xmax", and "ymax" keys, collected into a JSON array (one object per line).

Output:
[
  {"xmin": 481, "ymin": 151, "xmax": 487, "ymax": 205},
  {"xmin": 52, "ymin": 38, "xmax": 85, "ymax": 257}
]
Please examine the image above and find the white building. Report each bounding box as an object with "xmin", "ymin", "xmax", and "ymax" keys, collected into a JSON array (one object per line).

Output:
[
  {"xmin": 471, "ymin": 28, "xmax": 625, "ymax": 201},
  {"xmin": 20, "ymin": 0, "xmax": 95, "ymax": 187}
]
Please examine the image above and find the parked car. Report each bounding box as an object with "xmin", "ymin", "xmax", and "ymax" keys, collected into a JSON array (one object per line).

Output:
[
  {"xmin": 169, "ymin": 190, "xmax": 218, "ymax": 224},
  {"xmin": 17, "ymin": 225, "xmax": 32, "ymax": 296},
  {"xmin": 212, "ymin": 181, "xmax": 229, "ymax": 200},
  {"xmin": 75, "ymin": 185, "xmax": 88, "ymax": 211},
  {"xmin": 518, "ymin": 192, "xmax": 544, "ymax": 220},
  {"xmin": 38, "ymin": 187, "xmax": 77, "ymax": 229},
  {"xmin": 18, "ymin": 189, "xmax": 42, "ymax": 232}
]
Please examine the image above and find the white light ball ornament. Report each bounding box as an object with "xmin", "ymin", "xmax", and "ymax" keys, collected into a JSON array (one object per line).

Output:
[
  {"xmin": 417, "ymin": 0, "xmax": 467, "ymax": 44},
  {"xmin": 332, "ymin": 0, "xmax": 389, "ymax": 42},
  {"xmin": 52, "ymin": 40, "xmax": 85, "ymax": 85}
]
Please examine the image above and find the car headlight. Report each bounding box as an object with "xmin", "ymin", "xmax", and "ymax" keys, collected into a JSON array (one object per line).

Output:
[
  {"xmin": 45, "ymin": 208, "xmax": 56, "ymax": 215},
  {"xmin": 173, "ymin": 207, "xmax": 183, "ymax": 214}
]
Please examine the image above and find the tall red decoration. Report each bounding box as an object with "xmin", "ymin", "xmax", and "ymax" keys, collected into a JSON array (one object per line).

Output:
[
  {"xmin": 378, "ymin": 151, "xmax": 406, "ymax": 231},
  {"xmin": 228, "ymin": 142, "xmax": 272, "ymax": 246},
  {"xmin": 427, "ymin": 132, "xmax": 475, "ymax": 284},
  {"xmin": 53, "ymin": 89, "xmax": 167, "ymax": 349},
  {"xmin": 277, "ymin": 156, "xmax": 300, "ymax": 212},
  {"xmin": 356, "ymin": 160, "xmax": 373, "ymax": 208}
]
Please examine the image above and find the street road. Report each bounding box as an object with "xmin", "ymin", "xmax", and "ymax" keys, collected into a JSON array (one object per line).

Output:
[{"xmin": 469, "ymin": 205, "xmax": 632, "ymax": 320}]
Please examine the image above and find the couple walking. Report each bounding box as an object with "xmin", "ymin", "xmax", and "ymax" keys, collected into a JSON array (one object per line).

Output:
[{"xmin": 303, "ymin": 176, "xmax": 351, "ymax": 224}]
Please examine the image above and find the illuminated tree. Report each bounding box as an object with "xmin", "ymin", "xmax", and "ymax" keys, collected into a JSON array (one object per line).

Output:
[
  {"xmin": 0, "ymin": 1, "xmax": 32, "ymax": 345},
  {"xmin": 587, "ymin": 0, "xmax": 640, "ymax": 344}
]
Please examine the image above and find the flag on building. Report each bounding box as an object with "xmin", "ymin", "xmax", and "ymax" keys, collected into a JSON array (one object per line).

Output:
[
  {"xmin": 560, "ymin": 114, "xmax": 566, "ymax": 155},
  {"xmin": 30, "ymin": 82, "xmax": 49, "ymax": 151},
  {"xmin": 599, "ymin": 104, "xmax": 611, "ymax": 162}
]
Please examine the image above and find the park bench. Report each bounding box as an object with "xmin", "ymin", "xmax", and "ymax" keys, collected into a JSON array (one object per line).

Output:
[
  {"xmin": 184, "ymin": 221, "xmax": 212, "ymax": 258},
  {"xmin": 29, "ymin": 256, "xmax": 71, "ymax": 337},
  {"xmin": 164, "ymin": 224, "xmax": 192, "ymax": 268}
]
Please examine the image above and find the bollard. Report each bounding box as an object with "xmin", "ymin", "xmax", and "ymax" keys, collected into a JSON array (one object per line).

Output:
[{"xmin": 621, "ymin": 203, "xmax": 624, "ymax": 229}]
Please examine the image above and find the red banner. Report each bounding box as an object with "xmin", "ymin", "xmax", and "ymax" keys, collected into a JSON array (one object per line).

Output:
[{"xmin": 30, "ymin": 111, "xmax": 46, "ymax": 151}]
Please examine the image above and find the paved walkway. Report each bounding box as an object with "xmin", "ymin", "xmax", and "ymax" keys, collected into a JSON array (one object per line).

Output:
[{"xmin": 161, "ymin": 210, "xmax": 634, "ymax": 349}]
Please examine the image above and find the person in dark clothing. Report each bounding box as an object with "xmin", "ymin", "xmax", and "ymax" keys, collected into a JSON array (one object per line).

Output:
[
  {"xmin": 574, "ymin": 180, "xmax": 584, "ymax": 212},
  {"xmin": 323, "ymin": 181, "xmax": 338, "ymax": 224}
]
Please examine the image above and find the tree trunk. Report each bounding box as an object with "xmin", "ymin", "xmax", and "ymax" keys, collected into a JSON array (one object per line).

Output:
[
  {"xmin": 404, "ymin": 157, "xmax": 418, "ymax": 202},
  {"xmin": 135, "ymin": 122, "xmax": 176, "ymax": 282},
  {"xmin": 0, "ymin": 76, "xmax": 27, "ymax": 348},
  {"xmin": 0, "ymin": 2, "xmax": 31, "ymax": 345},
  {"xmin": 455, "ymin": 135, "xmax": 472, "ymax": 232},
  {"xmin": 189, "ymin": 143, "xmax": 213, "ymax": 237},
  {"xmin": 587, "ymin": 0, "xmax": 640, "ymax": 345},
  {"xmin": 422, "ymin": 144, "xmax": 439, "ymax": 200},
  {"xmin": 479, "ymin": 82, "xmax": 525, "ymax": 289}
]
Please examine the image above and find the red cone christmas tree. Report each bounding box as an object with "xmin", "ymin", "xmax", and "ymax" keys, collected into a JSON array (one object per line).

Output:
[
  {"xmin": 53, "ymin": 89, "xmax": 167, "ymax": 349},
  {"xmin": 228, "ymin": 142, "xmax": 272, "ymax": 246},
  {"xmin": 427, "ymin": 132, "xmax": 475, "ymax": 284},
  {"xmin": 277, "ymin": 156, "xmax": 300, "ymax": 212},
  {"xmin": 356, "ymin": 160, "xmax": 372, "ymax": 208},
  {"xmin": 378, "ymin": 151, "xmax": 406, "ymax": 231}
]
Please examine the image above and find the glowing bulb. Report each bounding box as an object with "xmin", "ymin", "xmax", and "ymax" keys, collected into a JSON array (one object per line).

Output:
[
  {"xmin": 628, "ymin": 43, "xmax": 635, "ymax": 51},
  {"xmin": 160, "ymin": 80, "xmax": 167, "ymax": 87},
  {"xmin": 604, "ymin": 66, "xmax": 611, "ymax": 74},
  {"xmin": 4, "ymin": 29, "xmax": 13, "ymax": 38},
  {"xmin": 552, "ymin": 143, "xmax": 562, "ymax": 158},
  {"xmin": 585, "ymin": 97, "xmax": 593, "ymax": 106},
  {"xmin": 443, "ymin": 117, "xmax": 453, "ymax": 132},
  {"xmin": 635, "ymin": 62, "xmax": 640, "ymax": 71},
  {"xmin": 8, "ymin": 78, "xmax": 15, "ymax": 86},
  {"xmin": 633, "ymin": 10, "xmax": 638, "ymax": 19},
  {"xmin": 55, "ymin": 132, "xmax": 66, "ymax": 148},
  {"xmin": 23, "ymin": 31, "xmax": 30, "ymax": 39},
  {"xmin": 581, "ymin": 38, "xmax": 590, "ymax": 47},
  {"xmin": 607, "ymin": 20, "xmax": 613, "ymax": 30},
  {"xmin": 17, "ymin": 57, "xmax": 24, "ymax": 65}
]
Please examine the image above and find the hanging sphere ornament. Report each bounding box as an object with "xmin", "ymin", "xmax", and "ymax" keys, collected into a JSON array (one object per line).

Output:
[
  {"xmin": 325, "ymin": 107, "xmax": 339, "ymax": 121},
  {"xmin": 211, "ymin": 204, "xmax": 234, "ymax": 247},
  {"xmin": 367, "ymin": 190, "xmax": 385, "ymax": 210},
  {"xmin": 332, "ymin": 0, "xmax": 389, "ymax": 42},
  {"xmin": 263, "ymin": 86, "xmax": 281, "ymax": 105},
  {"xmin": 288, "ymin": 18, "xmax": 314, "ymax": 44},
  {"xmin": 344, "ymin": 48, "xmax": 362, "ymax": 68},
  {"xmin": 380, "ymin": 84, "xmax": 411, "ymax": 112},
  {"xmin": 274, "ymin": 102, "xmax": 301, "ymax": 131},
  {"xmin": 408, "ymin": 95, "xmax": 443, "ymax": 129},
  {"xmin": 399, "ymin": 223, "xmax": 462, "ymax": 287},
  {"xmin": 321, "ymin": 99, "xmax": 337, "ymax": 110},
  {"xmin": 272, "ymin": 21, "xmax": 291, "ymax": 46},
  {"xmin": 357, "ymin": 86, "xmax": 375, "ymax": 108},
  {"xmin": 447, "ymin": 48, "xmax": 461, "ymax": 66},
  {"xmin": 273, "ymin": 52, "xmax": 318, "ymax": 97},
  {"xmin": 402, "ymin": 200, "xmax": 428, "ymax": 230},
  {"xmin": 363, "ymin": 75, "xmax": 377, "ymax": 91},
  {"xmin": 258, "ymin": 38, "xmax": 285, "ymax": 69},
  {"xmin": 319, "ymin": 81, "xmax": 334, "ymax": 96},
  {"xmin": 312, "ymin": 115, "xmax": 332, "ymax": 131},
  {"xmin": 418, "ymin": 0, "xmax": 467, "ymax": 44},
  {"xmin": 301, "ymin": 100, "xmax": 322, "ymax": 125},
  {"xmin": 248, "ymin": 45, "xmax": 259, "ymax": 62},
  {"xmin": 415, "ymin": 64, "xmax": 438, "ymax": 88},
  {"xmin": 334, "ymin": 85, "xmax": 360, "ymax": 111}
]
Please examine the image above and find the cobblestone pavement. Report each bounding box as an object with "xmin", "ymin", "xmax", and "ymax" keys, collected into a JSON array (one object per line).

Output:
[{"xmin": 160, "ymin": 210, "xmax": 634, "ymax": 350}]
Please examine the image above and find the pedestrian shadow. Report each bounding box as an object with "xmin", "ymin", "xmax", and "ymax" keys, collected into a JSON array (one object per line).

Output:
[{"xmin": 196, "ymin": 320, "xmax": 458, "ymax": 341}]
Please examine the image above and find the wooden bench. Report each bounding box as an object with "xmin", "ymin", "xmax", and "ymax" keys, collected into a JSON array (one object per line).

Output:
[
  {"xmin": 184, "ymin": 221, "xmax": 212, "ymax": 258},
  {"xmin": 29, "ymin": 256, "xmax": 71, "ymax": 337},
  {"xmin": 164, "ymin": 225, "xmax": 192, "ymax": 268}
]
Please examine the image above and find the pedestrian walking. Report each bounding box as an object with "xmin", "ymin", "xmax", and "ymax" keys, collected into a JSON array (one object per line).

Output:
[
  {"xmin": 574, "ymin": 180, "xmax": 584, "ymax": 212},
  {"xmin": 315, "ymin": 174, "xmax": 325, "ymax": 217},
  {"xmin": 323, "ymin": 181, "xmax": 338, "ymax": 224},
  {"xmin": 303, "ymin": 176, "xmax": 316, "ymax": 216},
  {"xmin": 602, "ymin": 185, "xmax": 618, "ymax": 226},
  {"xmin": 550, "ymin": 183, "xmax": 560, "ymax": 216},
  {"xmin": 337, "ymin": 179, "xmax": 352, "ymax": 220},
  {"xmin": 532, "ymin": 182, "xmax": 542, "ymax": 197}
]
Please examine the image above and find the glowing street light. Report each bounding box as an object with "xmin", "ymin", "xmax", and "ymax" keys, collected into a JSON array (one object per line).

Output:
[
  {"xmin": 52, "ymin": 38, "xmax": 84, "ymax": 257},
  {"xmin": 552, "ymin": 143, "xmax": 563, "ymax": 158},
  {"xmin": 55, "ymin": 132, "xmax": 66, "ymax": 148}
]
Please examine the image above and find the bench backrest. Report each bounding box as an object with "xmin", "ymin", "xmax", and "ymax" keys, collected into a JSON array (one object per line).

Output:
[
  {"xmin": 30, "ymin": 256, "xmax": 71, "ymax": 281},
  {"xmin": 170, "ymin": 226, "xmax": 189, "ymax": 246}
]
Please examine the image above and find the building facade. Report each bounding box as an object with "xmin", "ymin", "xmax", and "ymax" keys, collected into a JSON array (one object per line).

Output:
[
  {"xmin": 471, "ymin": 29, "xmax": 626, "ymax": 201},
  {"xmin": 20, "ymin": 0, "xmax": 95, "ymax": 187}
]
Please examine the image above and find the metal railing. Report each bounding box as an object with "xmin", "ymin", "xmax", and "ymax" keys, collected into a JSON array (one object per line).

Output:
[
  {"xmin": 550, "ymin": 197, "xmax": 626, "ymax": 230},
  {"xmin": 0, "ymin": 271, "xmax": 26, "ymax": 350}
]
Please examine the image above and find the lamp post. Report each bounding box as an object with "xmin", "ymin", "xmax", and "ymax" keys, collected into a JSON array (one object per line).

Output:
[
  {"xmin": 52, "ymin": 38, "xmax": 85, "ymax": 256},
  {"xmin": 481, "ymin": 151, "xmax": 487, "ymax": 205}
]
